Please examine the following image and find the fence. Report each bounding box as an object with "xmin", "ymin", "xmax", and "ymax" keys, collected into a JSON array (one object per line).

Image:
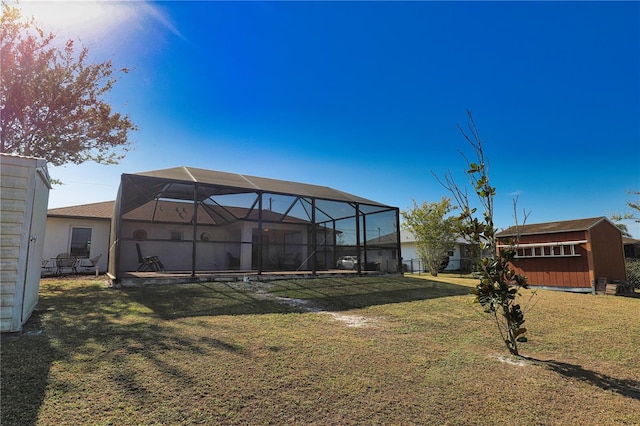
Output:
[
  {"xmin": 402, "ymin": 257, "xmax": 478, "ymax": 274},
  {"xmin": 627, "ymin": 258, "xmax": 640, "ymax": 289}
]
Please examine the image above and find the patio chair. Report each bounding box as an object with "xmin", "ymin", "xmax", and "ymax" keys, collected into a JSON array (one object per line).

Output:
[
  {"xmin": 56, "ymin": 253, "xmax": 78, "ymax": 275},
  {"xmin": 78, "ymin": 253, "xmax": 103, "ymax": 270},
  {"xmin": 41, "ymin": 259, "xmax": 54, "ymax": 276},
  {"xmin": 136, "ymin": 243, "xmax": 165, "ymax": 272}
]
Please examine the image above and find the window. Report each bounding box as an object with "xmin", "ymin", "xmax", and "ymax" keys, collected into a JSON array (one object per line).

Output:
[
  {"xmin": 500, "ymin": 240, "xmax": 586, "ymax": 259},
  {"xmin": 70, "ymin": 227, "xmax": 92, "ymax": 257},
  {"xmin": 170, "ymin": 231, "xmax": 182, "ymax": 240}
]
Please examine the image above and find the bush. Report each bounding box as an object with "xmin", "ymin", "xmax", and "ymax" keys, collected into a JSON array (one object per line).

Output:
[{"xmin": 626, "ymin": 258, "xmax": 640, "ymax": 290}]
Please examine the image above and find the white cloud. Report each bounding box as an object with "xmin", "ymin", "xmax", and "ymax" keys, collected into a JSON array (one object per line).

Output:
[{"xmin": 14, "ymin": 1, "xmax": 183, "ymax": 46}]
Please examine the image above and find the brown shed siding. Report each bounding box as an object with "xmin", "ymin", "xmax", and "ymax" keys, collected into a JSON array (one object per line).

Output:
[
  {"xmin": 588, "ymin": 220, "xmax": 627, "ymax": 283},
  {"xmin": 505, "ymin": 230, "xmax": 591, "ymax": 288},
  {"xmin": 498, "ymin": 217, "xmax": 627, "ymax": 291},
  {"xmin": 510, "ymin": 255, "xmax": 591, "ymax": 288},
  {"xmin": 512, "ymin": 247, "xmax": 591, "ymax": 288}
]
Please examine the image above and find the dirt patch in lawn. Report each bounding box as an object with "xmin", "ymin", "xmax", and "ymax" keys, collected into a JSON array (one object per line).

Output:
[{"xmin": 226, "ymin": 280, "xmax": 380, "ymax": 328}]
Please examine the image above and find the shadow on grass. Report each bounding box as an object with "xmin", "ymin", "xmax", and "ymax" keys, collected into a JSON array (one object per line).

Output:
[
  {"xmin": 527, "ymin": 357, "xmax": 640, "ymax": 401},
  {"xmin": 1, "ymin": 281, "xmax": 256, "ymax": 426},
  {"xmin": 1, "ymin": 276, "xmax": 471, "ymax": 425},
  {"xmin": 122, "ymin": 281, "xmax": 305, "ymax": 320},
  {"xmin": 122, "ymin": 276, "xmax": 472, "ymax": 319},
  {"xmin": 1, "ymin": 312, "xmax": 56, "ymax": 426},
  {"xmin": 269, "ymin": 276, "xmax": 472, "ymax": 312}
]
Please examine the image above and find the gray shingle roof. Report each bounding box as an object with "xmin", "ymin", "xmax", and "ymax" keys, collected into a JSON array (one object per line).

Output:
[
  {"xmin": 497, "ymin": 217, "xmax": 609, "ymax": 237},
  {"xmin": 47, "ymin": 201, "xmax": 114, "ymax": 219}
]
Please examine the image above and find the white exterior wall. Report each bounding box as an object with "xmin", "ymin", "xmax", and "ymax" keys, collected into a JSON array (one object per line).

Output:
[
  {"xmin": 400, "ymin": 229, "xmax": 472, "ymax": 272},
  {"xmin": 119, "ymin": 221, "xmax": 243, "ymax": 271},
  {"xmin": 445, "ymin": 245, "xmax": 463, "ymax": 271},
  {"xmin": 42, "ymin": 217, "xmax": 111, "ymax": 273},
  {"xmin": 0, "ymin": 154, "xmax": 51, "ymax": 332},
  {"xmin": 117, "ymin": 220, "xmax": 312, "ymax": 272}
]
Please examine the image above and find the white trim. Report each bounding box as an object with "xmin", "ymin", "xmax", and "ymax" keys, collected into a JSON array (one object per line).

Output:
[
  {"xmin": 498, "ymin": 240, "xmax": 587, "ymax": 259},
  {"xmin": 497, "ymin": 240, "xmax": 587, "ymax": 248}
]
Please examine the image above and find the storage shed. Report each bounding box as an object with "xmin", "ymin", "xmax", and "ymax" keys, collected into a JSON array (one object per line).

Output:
[
  {"xmin": 497, "ymin": 217, "xmax": 627, "ymax": 293},
  {"xmin": 108, "ymin": 167, "xmax": 401, "ymax": 285},
  {"xmin": 1, "ymin": 154, "xmax": 51, "ymax": 332}
]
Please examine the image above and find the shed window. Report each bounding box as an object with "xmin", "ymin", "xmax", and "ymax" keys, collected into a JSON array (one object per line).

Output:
[{"xmin": 499, "ymin": 240, "xmax": 586, "ymax": 259}]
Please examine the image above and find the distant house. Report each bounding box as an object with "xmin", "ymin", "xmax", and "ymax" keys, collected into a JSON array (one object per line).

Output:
[
  {"xmin": 400, "ymin": 229, "xmax": 478, "ymax": 273},
  {"xmin": 45, "ymin": 189, "xmax": 403, "ymax": 281},
  {"xmin": 496, "ymin": 217, "xmax": 627, "ymax": 293},
  {"xmin": 622, "ymin": 236, "xmax": 640, "ymax": 258},
  {"xmin": 44, "ymin": 201, "xmax": 113, "ymax": 274}
]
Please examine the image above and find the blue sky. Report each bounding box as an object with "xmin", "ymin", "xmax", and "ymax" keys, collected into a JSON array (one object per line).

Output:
[{"xmin": 19, "ymin": 1, "xmax": 640, "ymax": 237}]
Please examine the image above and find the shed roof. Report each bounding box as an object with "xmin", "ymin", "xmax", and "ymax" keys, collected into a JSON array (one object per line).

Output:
[
  {"xmin": 47, "ymin": 201, "xmax": 114, "ymax": 219},
  {"xmin": 497, "ymin": 217, "xmax": 612, "ymax": 237},
  {"xmin": 129, "ymin": 166, "xmax": 388, "ymax": 206}
]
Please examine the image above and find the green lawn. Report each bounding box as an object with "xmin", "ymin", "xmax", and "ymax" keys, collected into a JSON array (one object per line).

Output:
[{"xmin": 2, "ymin": 274, "xmax": 639, "ymax": 425}]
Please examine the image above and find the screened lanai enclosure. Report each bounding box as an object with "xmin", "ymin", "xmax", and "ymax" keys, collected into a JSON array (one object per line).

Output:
[{"xmin": 107, "ymin": 167, "xmax": 401, "ymax": 284}]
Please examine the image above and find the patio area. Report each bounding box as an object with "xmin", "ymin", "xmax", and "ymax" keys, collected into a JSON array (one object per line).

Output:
[
  {"xmin": 109, "ymin": 167, "xmax": 402, "ymax": 284},
  {"xmin": 110, "ymin": 268, "xmax": 389, "ymax": 287}
]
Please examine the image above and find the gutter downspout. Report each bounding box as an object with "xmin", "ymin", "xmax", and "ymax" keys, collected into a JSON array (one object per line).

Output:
[
  {"xmin": 258, "ymin": 193, "xmax": 263, "ymax": 275},
  {"xmin": 585, "ymin": 229, "xmax": 596, "ymax": 294},
  {"xmin": 311, "ymin": 198, "xmax": 317, "ymax": 275},
  {"xmin": 355, "ymin": 203, "xmax": 362, "ymax": 274},
  {"xmin": 395, "ymin": 207, "xmax": 403, "ymax": 274},
  {"xmin": 191, "ymin": 184, "xmax": 198, "ymax": 278}
]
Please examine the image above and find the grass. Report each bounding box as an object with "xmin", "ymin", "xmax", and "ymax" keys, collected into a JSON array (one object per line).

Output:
[{"xmin": 2, "ymin": 274, "xmax": 639, "ymax": 425}]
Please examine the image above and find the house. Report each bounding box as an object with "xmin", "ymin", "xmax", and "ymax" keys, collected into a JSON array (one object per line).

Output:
[
  {"xmin": 108, "ymin": 167, "xmax": 402, "ymax": 285},
  {"xmin": 1, "ymin": 154, "xmax": 51, "ymax": 332},
  {"xmin": 366, "ymin": 231, "xmax": 406, "ymax": 272},
  {"xmin": 400, "ymin": 229, "xmax": 479, "ymax": 273},
  {"xmin": 496, "ymin": 217, "xmax": 627, "ymax": 293},
  {"xmin": 622, "ymin": 236, "xmax": 640, "ymax": 258},
  {"xmin": 43, "ymin": 201, "xmax": 113, "ymax": 274}
]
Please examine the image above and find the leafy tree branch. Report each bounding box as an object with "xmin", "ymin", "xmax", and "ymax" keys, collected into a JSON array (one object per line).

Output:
[
  {"xmin": 610, "ymin": 190, "xmax": 640, "ymax": 227},
  {"xmin": 1, "ymin": 3, "xmax": 137, "ymax": 167}
]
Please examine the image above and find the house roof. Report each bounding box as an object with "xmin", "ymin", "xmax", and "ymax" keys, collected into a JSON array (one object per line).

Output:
[
  {"xmin": 400, "ymin": 229, "xmax": 475, "ymax": 245},
  {"xmin": 128, "ymin": 166, "xmax": 389, "ymax": 207},
  {"xmin": 497, "ymin": 217, "xmax": 613, "ymax": 237},
  {"xmin": 623, "ymin": 236, "xmax": 640, "ymax": 246},
  {"xmin": 47, "ymin": 199, "xmax": 313, "ymax": 225},
  {"xmin": 47, "ymin": 201, "xmax": 114, "ymax": 220}
]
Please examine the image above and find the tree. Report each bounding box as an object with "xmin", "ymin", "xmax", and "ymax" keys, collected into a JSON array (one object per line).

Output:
[
  {"xmin": 611, "ymin": 190, "xmax": 640, "ymax": 226},
  {"xmin": 437, "ymin": 111, "xmax": 531, "ymax": 357},
  {"xmin": 402, "ymin": 197, "xmax": 458, "ymax": 277},
  {"xmin": 0, "ymin": 4, "xmax": 136, "ymax": 167},
  {"xmin": 614, "ymin": 223, "xmax": 632, "ymax": 238}
]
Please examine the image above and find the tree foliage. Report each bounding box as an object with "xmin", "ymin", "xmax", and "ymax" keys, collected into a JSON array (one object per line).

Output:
[
  {"xmin": 0, "ymin": 4, "xmax": 137, "ymax": 166},
  {"xmin": 437, "ymin": 111, "xmax": 531, "ymax": 357},
  {"xmin": 611, "ymin": 190, "xmax": 640, "ymax": 226},
  {"xmin": 402, "ymin": 197, "xmax": 458, "ymax": 276}
]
